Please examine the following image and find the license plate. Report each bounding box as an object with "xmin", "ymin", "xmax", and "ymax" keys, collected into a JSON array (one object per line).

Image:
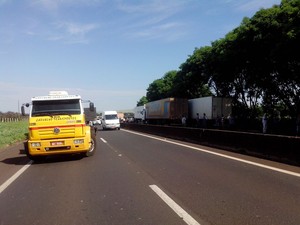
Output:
[{"xmin": 51, "ymin": 141, "xmax": 64, "ymax": 146}]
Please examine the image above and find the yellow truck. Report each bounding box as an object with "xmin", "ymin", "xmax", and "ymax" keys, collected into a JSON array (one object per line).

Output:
[{"xmin": 21, "ymin": 91, "xmax": 96, "ymax": 161}]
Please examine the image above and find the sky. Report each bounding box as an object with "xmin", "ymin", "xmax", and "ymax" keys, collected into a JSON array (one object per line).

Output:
[{"xmin": 0, "ymin": 0, "xmax": 282, "ymax": 113}]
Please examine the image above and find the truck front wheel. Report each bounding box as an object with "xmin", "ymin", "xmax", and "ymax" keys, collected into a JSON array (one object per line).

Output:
[
  {"xmin": 24, "ymin": 141, "xmax": 45, "ymax": 162},
  {"xmin": 86, "ymin": 135, "xmax": 96, "ymax": 157}
]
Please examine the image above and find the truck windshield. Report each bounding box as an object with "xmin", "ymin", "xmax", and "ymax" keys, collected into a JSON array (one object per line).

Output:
[{"xmin": 31, "ymin": 99, "xmax": 81, "ymax": 117}]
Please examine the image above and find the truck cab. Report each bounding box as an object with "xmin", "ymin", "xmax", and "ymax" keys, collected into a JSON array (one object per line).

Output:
[{"xmin": 22, "ymin": 91, "xmax": 96, "ymax": 161}]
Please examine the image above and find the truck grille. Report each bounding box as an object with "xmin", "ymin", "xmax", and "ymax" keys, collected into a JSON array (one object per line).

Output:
[{"xmin": 32, "ymin": 125, "xmax": 79, "ymax": 139}]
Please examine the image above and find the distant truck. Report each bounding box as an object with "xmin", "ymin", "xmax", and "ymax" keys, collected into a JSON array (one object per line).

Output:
[
  {"xmin": 84, "ymin": 107, "xmax": 97, "ymax": 123},
  {"xmin": 21, "ymin": 91, "xmax": 96, "ymax": 161},
  {"xmin": 101, "ymin": 111, "xmax": 120, "ymax": 130},
  {"xmin": 188, "ymin": 96, "xmax": 232, "ymax": 120},
  {"xmin": 145, "ymin": 98, "xmax": 188, "ymax": 124},
  {"xmin": 133, "ymin": 105, "xmax": 145, "ymax": 123}
]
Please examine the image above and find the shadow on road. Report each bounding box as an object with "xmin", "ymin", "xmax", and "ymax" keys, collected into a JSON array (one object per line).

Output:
[
  {"xmin": 2, "ymin": 147, "xmax": 84, "ymax": 165},
  {"xmin": 1, "ymin": 156, "xmax": 29, "ymax": 165},
  {"xmin": 32, "ymin": 154, "xmax": 84, "ymax": 164}
]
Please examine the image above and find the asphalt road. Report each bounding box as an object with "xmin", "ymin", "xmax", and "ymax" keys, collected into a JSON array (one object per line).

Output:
[{"xmin": 0, "ymin": 128, "xmax": 300, "ymax": 225}]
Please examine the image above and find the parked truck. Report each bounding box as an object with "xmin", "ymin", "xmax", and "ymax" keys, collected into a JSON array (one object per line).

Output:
[
  {"xmin": 133, "ymin": 105, "xmax": 145, "ymax": 123},
  {"xmin": 21, "ymin": 91, "xmax": 96, "ymax": 161},
  {"xmin": 188, "ymin": 96, "xmax": 232, "ymax": 120},
  {"xmin": 145, "ymin": 98, "xmax": 188, "ymax": 124}
]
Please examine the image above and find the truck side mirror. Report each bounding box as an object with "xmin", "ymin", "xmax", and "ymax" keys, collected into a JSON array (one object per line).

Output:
[{"xmin": 89, "ymin": 102, "xmax": 95, "ymax": 112}]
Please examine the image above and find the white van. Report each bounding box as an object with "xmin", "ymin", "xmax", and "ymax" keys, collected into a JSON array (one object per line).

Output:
[{"xmin": 101, "ymin": 111, "xmax": 120, "ymax": 130}]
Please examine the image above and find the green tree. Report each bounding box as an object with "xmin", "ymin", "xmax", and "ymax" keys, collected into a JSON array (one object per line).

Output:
[
  {"xmin": 137, "ymin": 96, "xmax": 148, "ymax": 106},
  {"xmin": 205, "ymin": 0, "xmax": 300, "ymax": 117},
  {"xmin": 208, "ymin": 24, "xmax": 264, "ymax": 118},
  {"xmin": 146, "ymin": 70, "xmax": 178, "ymax": 101},
  {"xmin": 175, "ymin": 46, "xmax": 212, "ymax": 98},
  {"xmin": 232, "ymin": 0, "xmax": 300, "ymax": 116},
  {"xmin": 140, "ymin": 0, "xmax": 300, "ymax": 118}
]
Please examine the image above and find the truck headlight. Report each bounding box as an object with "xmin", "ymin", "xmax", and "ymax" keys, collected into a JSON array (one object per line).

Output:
[
  {"xmin": 31, "ymin": 142, "xmax": 41, "ymax": 147},
  {"xmin": 74, "ymin": 139, "xmax": 84, "ymax": 144}
]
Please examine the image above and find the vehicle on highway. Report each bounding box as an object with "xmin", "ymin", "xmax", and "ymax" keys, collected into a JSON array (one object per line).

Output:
[
  {"xmin": 101, "ymin": 110, "xmax": 120, "ymax": 130},
  {"xmin": 21, "ymin": 91, "xmax": 96, "ymax": 161},
  {"xmin": 133, "ymin": 105, "xmax": 145, "ymax": 123},
  {"xmin": 133, "ymin": 96, "xmax": 232, "ymax": 126},
  {"xmin": 188, "ymin": 96, "xmax": 232, "ymax": 120},
  {"xmin": 93, "ymin": 117, "xmax": 102, "ymax": 125},
  {"xmin": 144, "ymin": 98, "xmax": 188, "ymax": 124}
]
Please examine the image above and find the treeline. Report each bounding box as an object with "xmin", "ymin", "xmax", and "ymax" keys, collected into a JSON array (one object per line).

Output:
[{"xmin": 138, "ymin": 0, "xmax": 300, "ymax": 120}]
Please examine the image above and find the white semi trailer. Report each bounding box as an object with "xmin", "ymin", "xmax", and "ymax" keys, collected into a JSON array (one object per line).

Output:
[
  {"xmin": 188, "ymin": 96, "xmax": 232, "ymax": 120},
  {"xmin": 133, "ymin": 105, "xmax": 145, "ymax": 123}
]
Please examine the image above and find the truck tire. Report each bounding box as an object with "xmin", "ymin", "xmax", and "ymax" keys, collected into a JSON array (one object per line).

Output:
[{"xmin": 86, "ymin": 135, "xmax": 96, "ymax": 157}]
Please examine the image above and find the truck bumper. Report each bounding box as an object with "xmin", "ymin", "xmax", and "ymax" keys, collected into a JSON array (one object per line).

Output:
[{"xmin": 28, "ymin": 136, "xmax": 92, "ymax": 156}]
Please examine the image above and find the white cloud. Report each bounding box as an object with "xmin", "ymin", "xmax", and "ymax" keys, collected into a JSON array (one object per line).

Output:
[
  {"xmin": 115, "ymin": 0, "xmax": 190, "ymax": 41},
  {"xmin": 117, "ymin": 0, "xmax": 185, "ymax": 14},
  {"xmin": 127, "ymin": 21, "xmax": 186, "ymax": 41},
  {"xmin": 32, "ymin": 0, "xmax": 58, "ymax": 10},
  {"xmin": 49, "ymin": 21, "xmax": 98, "ymax": 44},
  {"xmin": 234, "ymin": 0, "xmax": 280, "ymax": 12},
  {"xmin": 56, "ymin": 22, "xmax": 97, "ymax": 35},
  {"xmin": 24, "ymin": 0, "xmax": 191, "ymax": 43},
  {"xmin": 31, "ymin": 0, "xmax": 105, "ymax": 11}
]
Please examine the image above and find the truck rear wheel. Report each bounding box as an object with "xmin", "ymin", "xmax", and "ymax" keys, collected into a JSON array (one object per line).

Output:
[{"xmin": 86, "ymin": 135, "xmax": 96, "ymax": 157}]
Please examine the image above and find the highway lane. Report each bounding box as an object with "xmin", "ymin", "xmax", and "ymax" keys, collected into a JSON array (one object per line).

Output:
[
  {"xmin": 0, "ymin": 128, "xmax": 299, "ymax": 225},
  {"xmin": 0, "ymin": 136, "xmax": 189, "ymax": 225},
  {"xmin": 99, "ymin": 129, "xmax": 300, "ymax": 225},
  {"xmin": 0, "ymin": 142, "xmax": 30, "ymax": 189}
]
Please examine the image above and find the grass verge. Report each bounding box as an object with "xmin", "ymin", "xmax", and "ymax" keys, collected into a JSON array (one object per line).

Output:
[{"xmin": 0, "ymin": 121, "xmax": 28, "ymax": 149}]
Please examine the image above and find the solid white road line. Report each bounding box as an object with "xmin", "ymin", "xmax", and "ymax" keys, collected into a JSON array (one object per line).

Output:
[
  {"xmin": 123, "ymin": 129, "xmax": 300, "ymax": 178},
  {"xmin": 0, "ymin": 160, "xmax": 33, "ymax": 194},
  {"xmin": 150, "ymin": 184, "xmax": 201, "ymax": 225}
]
